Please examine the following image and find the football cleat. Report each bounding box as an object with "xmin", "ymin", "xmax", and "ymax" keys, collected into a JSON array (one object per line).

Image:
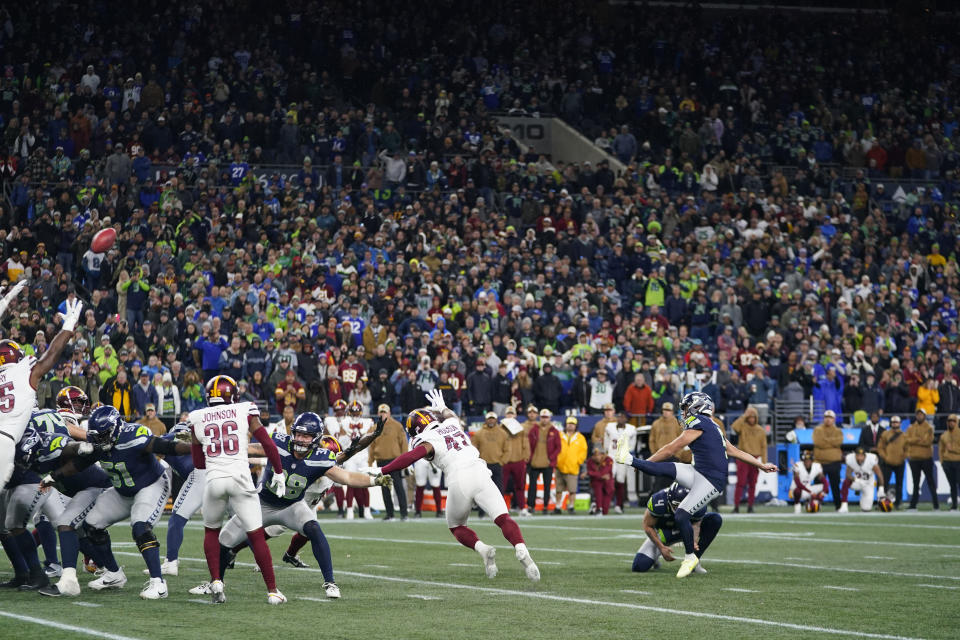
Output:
[
  {"xmin": 693, "ymin": 563, "xmax": 707, "ymax": 575},
  {"xmin": 189, "ymin": 581, "xmax": 212, "ymax": 595},
  {"xmin": 19, "ymin": 567, "xmax": 50, "ymax": 591},
  {"xmin": 39, "ymin": 573, "xmax": 81, "ymax": 597},
  {"xmin": 144, "ymin": 558, "xmax": 179, "ymax": 576},
  {"xmin": 838, "ymin": 502, "xmax": 849, "ymax": 513},
  {"xmin": 140, "ymin": 577, "xmax": 168, "ymax": 600},
  {"xmin": 0, "ymin": 574, "xmax": 27, "ymax": 589},
  {"xmin": 210, "ymin": 579, "xmax": 225, "ymax": 604},
  {"xmin": 44, "ymin": 563, "xmax": 63, "ymax": 578},
  {"xmin": 676, "ymin": 555, "xmax": 699, "ymax": 579},
  {"xmin": 283, "ymin": 552, "xmax": 309, "ymax": 568},
  {"xmin": 515, "ymin": 543, "xmax": 540, "ymax": 582},
  {"xmin": 478, "ymin": 543, "xmax": 498, "ymax": 579},
  {"xmin": 267, "ymin": 590, "xmax": 287, "ymax": 605},
  {"xmin": 323, "ymin": 582, "xmax": 341, "ymax": 599},
  {"xmin": 89, "ymin": 568, "xmax": 127, "ymax": 590}
]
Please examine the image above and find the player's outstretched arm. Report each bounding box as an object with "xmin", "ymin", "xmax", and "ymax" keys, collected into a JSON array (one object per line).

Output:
[
  {"xmin": 380, "ymin": 443, "xmax": 433, "ymax": 474},
  {"xmin": 144, "ymin": 437, "xmax": 191, "ymax": 456},
  {"xmin": 647, "ymin": 430, "xmax": 700, "ymax": 463},
  {"xmin": 339, "ymin": 416, "xmax": 385, "ymax": 464},
  {"xmin": 325, "ymin": 465, "xmax": 392, "ymax": 489},
  {"xmin": 31, "ymin": 297, "xmax": 83, "ymax": 388},
  {"xmin": 725, "ymin": 440, "xmax": 777, "ymax": 472}
]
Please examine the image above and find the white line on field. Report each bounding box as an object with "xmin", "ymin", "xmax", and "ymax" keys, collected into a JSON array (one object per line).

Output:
[
  {"xmin": 916, "ymin": 584, "xmax": 959, "ymax": 590},
  {"xmin": 361, "ymin": 564, "xmax": 391, "ymax": 569},
  {"xmin": 723, "ymin": 588, "xmax": 759, "ymax": 593},
  {"xmin": 538, "ymin": 561, "xmax": 564, "ymax": 565},
  {"xmin": 290, "ymin": 537, "xmax": 960, "ymax": 583},
  {"xmin": 735, "ymin": 534, "xmax": 958, "ymax": 550},
  {"xmin": 407, "ymin": 594, "xmax": 442, "ymax": 600},
  {"xmin": 144, "ymin": 553, "xmax": 924, "ymax": 640},
  {"xmin": 784, "ymin": 557, "xmax": 806, "ymax": 561},
  {"xmin": 825, "ymin": 586, "xmax": 859, "ymax": 591},
  {"xmin": 620, "ymin": 589, "xmax": 651, "ymax": 595},
  {"xmin": 449, "ymin": 563, "xmax": 476, "ymax": 567},
  {"xmin": 0, "ymin": 611, "xmax": 142, "ymax": 640},
  {"xmin": 298, "ymin": 596, "xmax": 331, "ymax": 602},
  {"xmin": 186, "ymin": 598, "xmax": 212, "ymax": 605},
  {"xmin": 865, "ymin": 556, "xmax": 896, "ymax": 560},
  {"xmin": 71, "ymin": 602, "xmax": 103, "ymax": 608}
]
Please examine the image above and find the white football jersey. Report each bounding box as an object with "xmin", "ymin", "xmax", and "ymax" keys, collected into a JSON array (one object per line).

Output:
[
  {"xmin": 413, "ymin": 416, "xmax": 482, "ymax": 475},
  {"xmin": 324, "ymin": 415, "xmax": 350, "ymax": 439},
  {"xmin": 604, "ymin": 423, "xmax": 637, "ymax": 459},
  {"xmin": 189, "ymin": 401, "xmax": 259, "ymax": 480},
  {"xmin": 845, "ymin": 452, "xmax": 879, "ymax": 482},
  {"xmin": 793, "ymin": 460, "xmax": 824, "ymax": 486},
  {"xmin": 0, "ymin": 357, "xmax": 38, "ymax": 440},
  {"xmin": 338, "ymin": 417, "xmax": 372, "ymax": 449}
]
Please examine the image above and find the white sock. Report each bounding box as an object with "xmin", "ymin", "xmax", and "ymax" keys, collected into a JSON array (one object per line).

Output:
[
  {"xmin": 474, "ymin": 541, "xmax": 491, "ymax": 555},
  {"xmin": 515, "ymin": 543, "xmax": 529, "ymax": 555},
  {"xmin": 684, "ymin": 552, "xmax": 697, "ymax": 562},
  {"xmin": 61, "ymin": 567, "xmax": 77, "ymax": 581}
]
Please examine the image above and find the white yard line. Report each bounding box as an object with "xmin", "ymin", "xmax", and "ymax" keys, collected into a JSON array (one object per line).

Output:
[
  {"xmin": 407, "ymin": 594, "xmax": 442, "ymax": 600},
  {"xmin": 0, "ymin": 611, "xmax": 142, "ymax": 640},
  {"xmin": 620, "ymin": 589, "xmax": 651, "ymax": 595},
  {"xmin": 916, "ymin": 584, "xmax": 959, "ymax": 590},
  {"xmin": 449, "ymin": 563, "xmax": 476, "ymax": 567},
  {"xmin": 361, "ymin": 564, "xmax": 392, "ymax": 569},
  {"xmin": 279, "ymin": 537, "xmax": 960, "ymax": 582},
  {"xmin": 297, "ymin": 596, "xmax": 331, "ymax": 602},
  {"xmin": 723, "ymin": 588, "xmax": 759, "ymax": 593},
  {"xmin": 735, "ymin": 533, "xmax": 957, "ymax": 550},
  {"xmin": 142, "ymin": 553, "xmax": 925, "ymax": 640},
  {"xmin": 864, "ymin": 556, "xmax": 896, "ymax": 560},
  {"xmin": 70, "ymin": 602, "xmax": 103, "ymax": 608},
  {"xmin": 186, "ymin": 598, "xmax": 212, "ymax": 605},
  {"xmin": 824, "ymin": 586, "xmax": 860, "ymax": 591}
]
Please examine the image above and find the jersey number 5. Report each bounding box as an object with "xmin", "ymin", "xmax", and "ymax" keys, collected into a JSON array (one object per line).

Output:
[
  {"xmin": 0, "ymin": 382, "xmax": 15, "ymax": 413},
  {"xmin": 204, "ymin": 421, "xmax": 240, "ymax": 457},
  {"xmin": 444, "ymin": 431, "xmax": 470, "ymax": 451}
]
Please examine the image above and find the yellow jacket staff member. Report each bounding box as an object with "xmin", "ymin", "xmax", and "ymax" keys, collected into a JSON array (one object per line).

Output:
[
  {"xmin": 368, "ymin": 404, "xmax": 410, "ymax": 520},
  {"xmin": 905, "ymin": 409, "xmax": 940, "ymax": 509},
  {"xmin": 939, "ymin": 414, "xmax": 960, "ymax": 510},
  {"xmin": 812, "ymin": 410, "xmax": 844, "ymax": 510},
  {"xmin": 649, "ymin": 403, "xmax": 691, "ymax": 463},
  {"xmin": 555, "ymin": 416, "xmax": 587, "ymax": 513}
]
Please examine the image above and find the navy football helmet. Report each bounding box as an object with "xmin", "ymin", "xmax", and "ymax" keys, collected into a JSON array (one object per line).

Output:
[
  {"xmin": 16, "ymin": 426, "xmax": 42, "ymax": 468},
  {"xmin": 665, "ymin": 482, "xmax": 690, "ymax": 513},
  {"xmin": 679, "ymin": 391, "xmax": 714, "ymax": 420},
  {"xmin": 291, "ymin": 412, "xmax": 324, "ymax": 456},
  {"xmin": 87, "ymin": 405, "xmax": 124, "ymax": 447}
]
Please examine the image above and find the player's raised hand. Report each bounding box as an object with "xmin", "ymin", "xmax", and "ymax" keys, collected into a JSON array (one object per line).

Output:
[
  {"xmin": 373, "ymin": 473, "xmax": 392, "ymax": 488},
  {"xmin": 268, "ymin": 469, "xmax": 287, "ymax": 496},
  {"xmin": 60, "ymin": 297, "xmax": 84, "ymax": 332},
  {"xmin": 0, "ymin": 278, "xmax": 28, "ymax": 320},
  {"xmin": 426, "ymin": 389, "xmax": 446, "ymax": 412},
  {"xmin": 373, "ymin": 416, "xmax": 386, "ymax": 438}
]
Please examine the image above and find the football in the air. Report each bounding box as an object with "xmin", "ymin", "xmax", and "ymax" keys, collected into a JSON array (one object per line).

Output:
[{"xmin": 91, "ymin": 228, "xmax": 117, "ymax": 253}]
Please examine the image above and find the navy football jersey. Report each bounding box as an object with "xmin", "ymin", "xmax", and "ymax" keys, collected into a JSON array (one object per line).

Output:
[
  {"xmin": 28, "ymin": 409, "xmax": 70, "ymax": 436},
  {"xmin": 683, "ymin": 414, "xmax": 728, "ymax": 489},
  {"xmin": 159, "ymin": 432, "xmax": 194, "ymax": 478},
  {"xmin": 646, "ymin": 488, "xmax": 707, "ymax": 531},
  {"xmin": 259, "ymin": 433, "xmax": 336, "ymax": 508},
  {"xmin": 100, "ymin": 424, "xmax": 165, "ymax": 496},
  {"xmin": 27, "ymin": 430, "xmax": 112, "ymax": 496}
]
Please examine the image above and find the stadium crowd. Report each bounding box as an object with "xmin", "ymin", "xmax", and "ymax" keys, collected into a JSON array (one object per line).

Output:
[{"xmin": 0, "ymin": 1, "xmax": 959, "ymax": 509}]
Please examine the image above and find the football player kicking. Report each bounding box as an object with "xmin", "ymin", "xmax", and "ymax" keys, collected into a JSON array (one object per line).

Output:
[
  {"xmin": 379, "ymin": 390, "xmax": 540, "ymax": 582},
  {"xmin": 839, "ymin": 447, "xmax": 884, "ymax": 512},
  {"xmin": 204, "ymin": 412, "xmax": 391, "ymax": 600},
  {"xmin": 188, "ymin": 375, "xmax": 289, "ymax": 605},
  {"xmin": 0, "ymin": 284, "xmax": 83, "ymax": 493},
  {"xmin": 633, "ymin": 483, "xmax": 722, "ymax": 574},
  {"xmin": 615, "ymin": 392, "xmax": 776, "ymax": 579},
  {"xmin": 79, "ymin": 405, "xmax": 190, "ymax": 598},
  {"xmin": 17, "ymin": 422, "xmax": 112, "ymax": 596}
]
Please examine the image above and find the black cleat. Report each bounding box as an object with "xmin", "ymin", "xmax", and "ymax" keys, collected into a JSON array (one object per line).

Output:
[
  {"xmin": 0, "ymin": 573, "xmax": 28, "ymax": 589},
  {"xmin": 282, "ymin": 552, "xmax": 309, "ymax": 568},
  {"xmin": 18, "ymin": 568, "xmax": 50, "ymax": 591}
]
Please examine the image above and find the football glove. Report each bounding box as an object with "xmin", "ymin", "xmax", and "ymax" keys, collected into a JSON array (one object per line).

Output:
[
  {"xmin": 60, "ymin": 298, "xmax": 84, "ymax": 332},
  {"xmin": 268, "ymin": 470, "xmax": 287, "ymax": 496},
  {"xmin": 373, "ymin": 416, "xmax": 386, "ymax": 438},
  {"xmin": 426, "ymin": 389, "xmax": 447, "ymax": 412},
  {"xmin": 372, "ymin": 473, "xmax": 392, "ymax": 488},
  {"xmin": 77, "ymin": 442, "xmax": 96, "ymax": 456},
  {"xmin": 614, "ymin": 434, "xmax": 633, "ymax": 465}
]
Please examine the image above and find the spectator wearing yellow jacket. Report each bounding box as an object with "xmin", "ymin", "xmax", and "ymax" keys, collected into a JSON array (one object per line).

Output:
[
  {"xmin": 916, "ymin": 378, "xmax": 940, "ymax": 415},
  {"xmin": 554, "ymin": 416, "xmax": 587, "ymax": 514}
]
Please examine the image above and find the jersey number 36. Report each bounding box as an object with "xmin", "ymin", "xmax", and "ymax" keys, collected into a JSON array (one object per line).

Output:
[{"xmin": 204, "ymin": 421, "xmax": 240, "ymax": 457}]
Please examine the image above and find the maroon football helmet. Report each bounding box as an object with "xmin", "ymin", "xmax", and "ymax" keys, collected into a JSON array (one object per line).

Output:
[
  {"xmin": 0, "ymin": 339, "xmax": 24, "ymax": 367},
  {"xmin": 206, "ymin": 375, "xmax": 239, "ymax": 405},
  {"xmin": 348, "ymin": 401, "xmax": 363, "ymax": 417},
  {"xmin": 405, "ymin": 408, "xmax": 437, "ymax": 437},
  {"xmin": 333, "ymin": 399, "xmax": 348, "ymax": 415},
  {"xmin": 57, "ymin": 386, "xmax": 91, "ymax": 418}
]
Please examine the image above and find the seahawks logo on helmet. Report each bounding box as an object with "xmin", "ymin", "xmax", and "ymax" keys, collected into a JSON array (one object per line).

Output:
[
  {"xmin": 16, "ymin": 427, "xmax": 42, "ymax": 468},
  {"xmin": 679, "ymin": 391, "xmax": 714, "ymax": 421}
]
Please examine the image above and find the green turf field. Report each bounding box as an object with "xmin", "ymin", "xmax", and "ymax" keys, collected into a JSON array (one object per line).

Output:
[{"xmin": 0, "ymin": 507, "xmax": 957, "ymax": 640}]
